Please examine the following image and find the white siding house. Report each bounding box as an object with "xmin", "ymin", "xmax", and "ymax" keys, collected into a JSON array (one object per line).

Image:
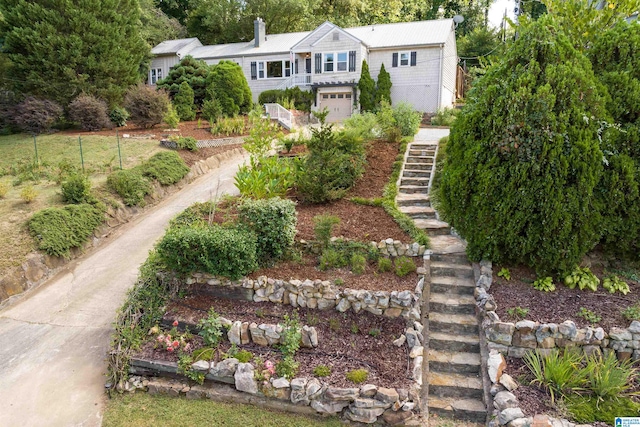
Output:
[{"xmin": 150, "ymin": 19, "xmax": 458, "ymax": 122}]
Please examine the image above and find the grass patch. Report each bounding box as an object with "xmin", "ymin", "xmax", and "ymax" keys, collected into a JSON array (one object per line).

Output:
[{"xmin": 103, "ymin": 392, "xmax": 343, "ymax": 427}]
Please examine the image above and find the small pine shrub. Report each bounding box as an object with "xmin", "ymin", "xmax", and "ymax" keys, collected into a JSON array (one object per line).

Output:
[
  {"xmin": 61, "ymin": 172, "xmax": 91, "ymax": 204},
  {"xmin": 313, "ymin": 365, "xmax": 331, "ymax": 377},
  {"xmin": 109, "ymin": 107, "xmax": 129, "ymax": 127},
  {"xmin": 164, "ymin": 104, "xmax": 180, "ymax": 129},
  {"xmin": 28, "ymin": 203, "xmax": 105, "ymax": 257},
  {"xmin": 202, "ymin": 98, "xmax": 222, "ymax": 123},
  {"xmin": 68, "ymin": 94, "xmax": 112, "ymax": 131},
  {"xmin": 124, "ymin": 84, "xmax": 170, "ymax": 129},
  {"xmin": 13, "ymin": 96, "xmax": 63, "ymax": 135},
  {"xmin": 346, "ymin": 369, "xmax": 369, "ymax": 384},
  {"xmin": 20, "ymin": 185, "xmax": 37, "ymax": 203},
  {"xmin": 238, "ymin": 197, "xmax": 297, "ymax": 266},
  {"xmin": 351, "ymin": 253, "xmax": 366, "ymax": 274},
  {"xmin": 107, "ymin": 169, "xmax": 151, "ymax": 206},
  {"xmin": 377, "ymin": 257, "xmax": 393, "ymax": 273},
  {"xmin": 313, "ymin": 215, "xmax": 340, "ymax": 249},
  {"xmin": 358, "ymin": 60, "xmax": 376, "ymax": 112},
  {"xmin": 156, "ymin": 224, "xmax": 258, "ymax": 279},
  {"xmin": 394, "ymin": 256, "xmax": 416, "ymax": 277},
  {"xmin": 140, "ymin": 151, "xmax": 190, "ymax": 185},
  {"xmin": 174, "ymin": 81, "xmax": 196, "ymax": 121},
  {"xmin": 375, "ymin": 63, "xmax": 392, "ymax": 106},
  {"xmin": 319, "ymin": 249, "xmax": 347, "ymax": 270}
]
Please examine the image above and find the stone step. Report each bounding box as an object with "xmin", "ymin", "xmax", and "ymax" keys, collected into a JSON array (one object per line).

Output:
[
  {"xmin": 429, "ymin": 312, "xmax": 479, "ymax": 335},
  {"xmin": 410, "ymin": 142, "xmax": 438, "ymax": 149},
  {"xmin": 406, "ymin": 156, "xmax": 434, "ymax": 165},
  {"xmin": 431, "ymin": 252, "xmax": 470, "ymax": 265},
  {"xmin": 428, "ymin": 349, "xmax": 481, "ymax": 374},
  {"xmin": 413, "ymin": 219, "xmax": 451, "ymax": 235},
  {"xmin": 402, "ymin": 169, "xmax": 431, "ymax": 178},
  {"xmin": 398, "ymin": 206, "xmax": 436, "ymax": 219},
  {"xmin": 428, "ymin": 235, "xmax": 467, "ymax": 256},
  {"xmin": 402, "ymin": 163, "xmax": 432, "ymax": 171},
  {"xmin": 396, "ymin": 194, "xmax": 431, "ymax": 207},
  {"xmin": 430, "ymin": 292, "xmax": 476, "ymax": 315},
  {"xmin": 428, "ymin": 397, "xmax": 487, "ymax": 423},
  {"xmin": 409, "ymin": 149, "xmax": 436, "ymax": 157},
  {"xmin": 429, "ymin": 331, "xmax": 480, "ymax": 353},
  {"xmin": 428, "ymin": 372, "xmax": 484, "ymax": 399},
  {"xmin": 400, "ymin": 177, "xmax": 430, "ymax": 187},
  {"xmin": 430, "ymin": 261, "xmax": 474, "ymax": 279},
  {"xmin": 398, "ymin": 185, "xmax": 429, "ymax": 195},
  {"xmin": 431, "ymin": 277, "xmax": 475, "ymax": 296}
]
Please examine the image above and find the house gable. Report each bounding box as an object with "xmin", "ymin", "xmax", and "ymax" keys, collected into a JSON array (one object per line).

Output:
[{"xmin": 290, "ymin": 22, "xmax": 338, "ymax": 53}]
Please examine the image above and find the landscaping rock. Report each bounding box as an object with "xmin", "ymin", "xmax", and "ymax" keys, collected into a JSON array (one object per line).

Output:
[
  {"xmin": 290, "ymin": 378, "xmax": 309, "ymax": 405},
  {"xmin": 409, "ymin": 346, "xmax": 423, "ymax": 358},
  {"xmin": 499, "ymin": 374, "xmax": 518, "ymax": 391},
  {"xmin": 405, "ymin": 328, "xmax": 419, "ymax": 348},
  {"xmin": 325, "ymin": 387, "xmax": 359, "ymax": 401},
  {"xmin": 240, "ymin": 322, "xmax": 250, "ymax": 344},
  {"xmin": 499, "ymin": 407, "xmax": 525, "ymax": 425},
  {"xmin": 488, "ymin": 350, "xmax": 507, "ymax": 383},
  {"xmin": 558, "ymin": 320, "xmax": 577, "ymax": 340},
  {"xmin": 375, "ymin": 387, "xmax": 399, "ymax": 405},
  {"xmin": 393, "ymin": 335, "xmax": 406, "ymax": 347},
  {"xmin": 249, "ymin": 323, "xmax": 268, "ymax": 346},
  {"xmin": 271, "ymin": 377, "xmax": 291, "ymax": 400},
  {"xmin": 228, "ymin": 321, "xmax": 242, "ymax": 345},
  {"xmin": 610, "ymin": 327, "xmax": 632, "ymax": 341},
  {"xmin": 508, "ymin": 418, "xmax": 533, "ymax": 427},
  {"xmin": 629, "ymin": 321, "xmax": 640, "ymax": 334},
  {"xmin": 487, "ymin": 322, "xmax": 515, "ymax": 346},
  {"xmin": 310, "ymin": 399, "xmax": 350, "ymax": 414},
  {"xmin": 383, "ymin": 409, "xmax": 414, "ymax": 426},
  {"xmin": 306, "ymin": 378, "xmax": 323, "ymax": 400},
  {"xmin": 301, "ymin": 325, "xmax": 318, "ymax": 348},
  {"xmin": 191, "ymin": 360, "xmax": 210, "ymax": 373},
  {"xmin": 234, "ymin": 363, "xmax": 258, "ymax": 394},
  {"xmin": 360, "ymin": 384, "xmax": 377, "ymax": 397},
  {"xmin": 208, "ymin": 358, "xmax": 238, "ymax": 384},
  {"xmin": 345, "ymin": 405, "xmax": 385, "ymax": 423},
  {"xmin": 336, "ymin": 298, "xmax": 350, "ymax": 312},
  {"xmin": 494, "ymin": 391, "xmax": 518, "ymax": 410}
]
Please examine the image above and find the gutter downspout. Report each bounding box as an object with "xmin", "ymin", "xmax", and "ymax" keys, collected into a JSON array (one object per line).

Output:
[{"xmin": 437, "ymin": 43, "xmax": 444, "ymax": 111}]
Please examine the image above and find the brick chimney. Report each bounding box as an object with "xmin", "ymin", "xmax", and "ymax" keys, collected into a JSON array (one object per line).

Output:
[{"xmin": 254, "ymin": 18, "xmax": 266, "ymax": 48}]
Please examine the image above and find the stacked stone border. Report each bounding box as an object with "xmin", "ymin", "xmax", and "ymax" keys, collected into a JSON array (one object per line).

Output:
[
  {"xmin": 161, "ymin": 136, "xmax": 245, "ymax": 150},
  {"xmin": 0, "ymin": 148, "xmax": 246, "ymax": 308},
  {"xmin": 126, "ymin": 264, "xmax": 428, "ymax": 426},
  {"xmin": 474, "ymin": 260, "xmax": 633, "ymax": 427}
]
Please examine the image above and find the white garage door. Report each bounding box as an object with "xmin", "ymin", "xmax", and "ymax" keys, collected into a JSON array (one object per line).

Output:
[{"xmin": 319, "ymin": 92, "xmax": 353, "ymax": 123}]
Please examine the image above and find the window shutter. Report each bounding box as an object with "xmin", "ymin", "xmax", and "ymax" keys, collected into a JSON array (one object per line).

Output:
[
  {"xmin": 250, "ymin": 62, "xmax": 257, "ymax": 80},
  {"xmin": 348, "ymin": 50, "xmax": 356, "ymax": 72},
  {"xmin": 410, "ymin": 51, "xmax": 417, "ymax": 66},
  {"xmin": 392, "ymin": 53, "xmax": 398, "ymax": 67},
  {"xmin": 315, "ymin": 53, "xmax": 322, "ymax": 74}
]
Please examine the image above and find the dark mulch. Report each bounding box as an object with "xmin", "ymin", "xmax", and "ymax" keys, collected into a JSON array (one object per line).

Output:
[
  {"xmin": 249, "ymin": 254, "xmax": 419, "ymax": 292},
  {"xmin": 492, "ymin": 264, "xmax": 640, "ymax": 330},
  {"xmin": 136, "ymin": 295, "xmax": 413, "ymax": 390},
  {"xmin": 348, "ymin": 140, "xmax": 398, "ymax": 200},
  {"xmin": 178, "ymin": 144, "xmax": 244, "ymax": 167}
]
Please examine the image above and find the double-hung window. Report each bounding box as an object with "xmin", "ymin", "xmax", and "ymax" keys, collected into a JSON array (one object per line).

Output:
[
  {"xmin": 324, "ymin": 53, "xmax": 334, "ymax": 72},
  {"xmin": 337, "ymin": 52, "xmax": 347, "ymax": 71},
  {"xmin": 149, "ymin": 68, "xmax": 162, "ymax": 84},
  {"xmin": 400, "ymin": 52, "xmax": 410, "ymax": 66},
  {"xmin": 323, "ymin": 52, "xmax": 348, "ymax": 73},
  {"xmin": 254, "ymin": 60, "xmax": 291, "ymax": 79},
  {"xmin": 392, "ymin": 51, "xmax": 417, "ymax": 67}
]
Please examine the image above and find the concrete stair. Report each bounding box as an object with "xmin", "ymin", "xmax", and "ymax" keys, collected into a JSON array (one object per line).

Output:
[{"xmin": 395, "ymin": 135, "xmax": 487, "ymax": 423}]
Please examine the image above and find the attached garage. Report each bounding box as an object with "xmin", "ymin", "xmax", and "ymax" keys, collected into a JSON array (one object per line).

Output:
[{"xmin": 319, "ymin": 92, "xmax": 353, "ymax": 122}]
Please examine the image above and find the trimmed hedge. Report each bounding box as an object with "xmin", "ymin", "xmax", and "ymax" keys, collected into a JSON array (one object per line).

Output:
[
  {"xmin": 141, "ymin": 151, "xmax": 190, "ymax": 185},
  {"xmin": 29, "ymin": 203, "xmax": 105, "ymax": 257},
  {"xmin": 238, "ymin": 197, "xmax": 297, "ymax": 265},
  {"xmin": 156, "ymin": 224, "xmax": 258, "ymax": 280}
]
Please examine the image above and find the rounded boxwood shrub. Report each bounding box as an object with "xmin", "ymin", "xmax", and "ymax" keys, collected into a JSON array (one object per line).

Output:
[
  {"xmin": 141, "ymin": 151, "xmax": 190, "ymax": 185},
  {"xmin": 107, "ymin": 169, "xmax": 151, "ymax": 206},
  {"xmin": 437, "ymin": 16, "xmax": 607, "ymax": 275},
  {"xmin": 156, "ymin": 224, "xmax": 258, "ymax": 279},
  {"xmin": 206, "ymin": 60, "xmax": 252, "ymax": 117},
  {"xmin": 238, "ymin": 197, "xmax": 297, "ymax": 265}
]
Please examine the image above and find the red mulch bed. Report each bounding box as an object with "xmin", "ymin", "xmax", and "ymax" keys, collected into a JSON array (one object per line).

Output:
[
  {"xmin": 248, "ymin": 254, "xmax": 419, "ymax": 292},
  {"xmin": 177, "ymin": 144, "xmax": 244, "ymax": 167},
  {"xmin": 135, "ymin": 295, "xmax": 413, "ymax": 390},
  {"xmin": 491, "ymin": 263, "xmax": 640, "ymax": 330},
  {"xmin": 61, "ymin": 120, "xmax": 220, "ymax": 141}
]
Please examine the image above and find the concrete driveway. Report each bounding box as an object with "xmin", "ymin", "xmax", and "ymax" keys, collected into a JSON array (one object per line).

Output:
[{"xmin": 0, "ymin": 152, "xmax": 246, "ymax": 427}]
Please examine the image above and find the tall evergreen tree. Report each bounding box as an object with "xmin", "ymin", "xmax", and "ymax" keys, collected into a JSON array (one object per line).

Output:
[
  {"xmin": 157, "ymin": 55, "xmax": 210, "ymax": 106},
  {"xmin": 173, "ymin": 81, "xmax": 196, "ymax": 121},
  {"xmin": 375, "ymin": 63, "xmax": 392, "ymax": 106},
  {"xmin": 0, "ymin": 0, "xmax": 148, "ymax": 106},
  {"xmin": 357, "ymin": 60, "xmax": 376, "ymax": 112}
]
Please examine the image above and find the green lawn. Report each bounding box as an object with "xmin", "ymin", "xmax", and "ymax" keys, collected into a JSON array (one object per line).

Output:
[{"xmin": 102, "ymin": 393, "xmax": 343, "ymax": 427}]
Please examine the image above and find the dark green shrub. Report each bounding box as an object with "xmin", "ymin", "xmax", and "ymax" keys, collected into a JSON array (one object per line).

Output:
[
  {"xmin": 61, "ymin": 172, "xmax": 91, "ymax": 204},
  {"xmin": 431, "ymin": 107, "xmax": 459, "ymax": 126},
  {"xmin": 157, "ymin": 224, "xmax": 258, "ymax": 279},
  {"xmin": 109, "ymin": 106, "xmax": 129, "ymax": 127},
  {"xmin": 238, "ymin": 197, "xmax": 297, "ymax": 265},
  {"xmin": 313, "ymin": 215, "xmax": 340, "ymax": 248},
  {"xmin": 206, "ymin": 61, "xmax": 252, "ymax": 117},
  {"xmin": 141, "ymin": 151, "xmax": 190, "ymax": 185},
  {"xmin": 375, "ymin": 63, "xmax": 392, "ymax": 106},
  {"xmin": 358, "ymin": 60, "xmax": 376, "ymax": 112},
  {"xmin": 394, "ymin": 256, "xmax": 416, "ymax": 277},
  {"xmin": 107, "ymin": 169, "xmax": 152, "ymax": 206},
  {"xmin": 175, "ymin": 136, "xmax": 198, "ymax": 151},
  {"xmin": 343, "ymin": 112, "xmax": 380, "ymax": 140},
  {"xmin": 174, "ymin": 81, "xmax": 196, "ymax": 121},
  {"xmin": 319, "ymin": 249, "xmax": 347, "ymax": 270},
  {"xmin": 157, "ymin": 55, "xmax": 210, "ymax": 106},
  {"xmin": 437, "ymin": 16, "xmax": 607, "ymax": 275},
  {"xmin": 68, "ymin": 94, "xmax": 112, "ymax": 131},
  {"xmin": 124, "ymin": 84, "xmax": 170, "ymax": 129},
  {"xmin": 29, "ymin": 203, "xmax": 105, "ymax": 257},
  {"xmin": 201, "ymin": 98, "xmax": 222, "ymax": 123},
  {"xmin": 13, "ymin": 96, "xmax": 63, "ymax": 135}
]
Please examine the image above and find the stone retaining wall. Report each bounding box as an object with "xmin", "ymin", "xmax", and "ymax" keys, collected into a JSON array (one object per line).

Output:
[
  {"xmin": 186, "ymin": 273, "xmax": 424, "ymax": 322},
  {"xmin": 298, "ymin": 238, "xmax": 428, "ymax": 258},
  {"xmin": 160, "ymin": 136, "xmax": 245, "ymax": 150},
  {"xmin": 0, "ymin": 148, "xmax": 245, "ymax": 307}
]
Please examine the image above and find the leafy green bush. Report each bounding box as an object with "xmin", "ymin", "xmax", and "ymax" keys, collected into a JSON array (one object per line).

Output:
[
  {"xmin": 319, "ymin": 249, "xmax": 347, "ymax": 270},
  {"xmin": 173, "ymin": 81, "xmax": 196, "ymax": 121},
  {"xmin": 343, "ymin": 112, "xmax": 380, "ymax": 141},
  {"xmin": 238, "ymin": 197, "xmax": 296, "ymax": 265},
  {"xmin": 172, "ymin": 136, "xmax": 198, "ymax": 151},
  {"xmin": 140, "ymin": 151, "xmax": 190, "ymax": 185},
  {"xmin": 156, "ymin": 224, "xmax": 258, "ymax": 279},
  {"xmin": 124, "ymin": 84, "xmax": 170, "ymax": 129},
  {"xmin": 29, "ymin": 203, "xmax": 105, "ymax": 257},
  {"xmin": 577, "ymin": 307, "xmax": 601, "ymax": 324},
  {"xmin": 198, "ymin": 308, "xmax": 224, "ymax": 347},
  {"xmin": 394, "ymin": 256, "xmax": 416, "ymax": 277},
  {"xmin": 430, "ymin": 107, "xmax": 458, "ymax": 126},
  {"xmin": 346, "ymin": 369, "xmax": 369, "ymax": 384},
  {"xmin": 225, "ymin": 344, "xmax": 253, "ymax": 363},
  {"xmin": 169, "ymin": 202, "xmax": 212, "ymax": 229},
  {"xmin": 61, "ymin": 172, "xmax": 92, "ymax": 204},
  {"xmin": 376, "ymin": 100, "xmax": 400, "ymax": 142},
  {"xmin": 533, "ymin": 277, "xmax": 556, "ymax": 292},
  {"xmin": 437, "ymin": 16, "xmax": 607, "ymax": 276},
  {"xmin": 206, "ymin": 60, "xmax": 252, "ymax": 117},
  {"xmin": 107, "ymin": 169, "xmax": 152, "ymax": 206},
  {"xmin": 109, "ymin": 106, "xmax": 129, "ymax": 127},
  {"xmin": 393, "ymin": 102, "xmax": 421, "ymax": 137},
  {"xmin": 234, "ymin": 156, "xmax": 296, "ymax": 199},
  {"xmin": 69, "ymin": 93, "xmax": 112, "ymax": 131},
  {"xmin": 563, "ymin": 266, "xmax": 599, "ymax": 291}
]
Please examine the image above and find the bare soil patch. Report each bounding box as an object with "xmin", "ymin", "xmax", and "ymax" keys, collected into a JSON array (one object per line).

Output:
[
  {"xmin": 491, "ymin": 264, "xmax": 640, "ymax": 330},
  {"xmin": 136, "ymin": 295, "xmax": 413, "ymax": 390}
]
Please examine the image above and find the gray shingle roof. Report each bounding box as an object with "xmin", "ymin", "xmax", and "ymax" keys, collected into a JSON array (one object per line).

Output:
[{"xmin": 151, "ymin": 38, "xmax": 201, "ymax": 55}]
